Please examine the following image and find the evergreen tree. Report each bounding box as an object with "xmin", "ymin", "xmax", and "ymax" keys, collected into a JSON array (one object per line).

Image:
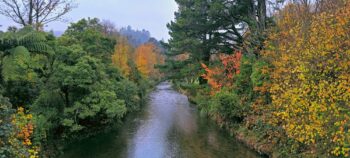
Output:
[{"xmin": 166, "ymin": 0, "xmax": 267, "ymax": 83}]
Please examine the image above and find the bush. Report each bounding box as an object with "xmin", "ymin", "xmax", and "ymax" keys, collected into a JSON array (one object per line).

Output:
[
  {"xmin": 0, "ymin": 96, "xmax": 39, "ymax": 158},
  {"xmin": 0, "ymin": 95, "xmax": 14, "ymax": 157},
  {"xmin": 235, "ymin": 55, "xmax": 254, "ymax": 103},
  {"xmin": 210, "ymin": 90, "xmax": 246, "ymax": 122},
  {"xmin": 251, "ymin": 60, "xmax": 270, "ymax": 88},
  {"xmin": 114, "ymin": 79, "xmax": 141, "ymax": 112}
]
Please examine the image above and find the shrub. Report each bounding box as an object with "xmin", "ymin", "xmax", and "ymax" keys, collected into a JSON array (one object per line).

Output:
[
  {"xmin": 210, "ymin": 90, "xmax": 246, "ymax": 122},
  {"xmin": 115, "ymin": 79, "xmax": 141, "ymax": 112}
]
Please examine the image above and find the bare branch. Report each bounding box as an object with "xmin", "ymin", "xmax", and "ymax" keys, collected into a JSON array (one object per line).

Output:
[{"xmin": 0, "ymin": 0, "xmax": 76, "ymax": 30}]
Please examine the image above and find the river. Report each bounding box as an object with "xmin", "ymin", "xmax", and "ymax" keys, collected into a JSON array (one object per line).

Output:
[{"xmin": 61, "ymin": 82, "xmax": 262, "ymax": 158}]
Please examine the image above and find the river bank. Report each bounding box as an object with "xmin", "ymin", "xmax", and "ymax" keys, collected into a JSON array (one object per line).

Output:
[
  {"xmin": 60, "ymin": 82, "xmax": 261, "ymax": 158},
  {"xmin": 174, "ymin": 83, "xmax": 273, "ymax": 157}
]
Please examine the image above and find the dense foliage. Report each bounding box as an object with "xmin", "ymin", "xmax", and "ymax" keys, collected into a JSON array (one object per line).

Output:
[
  {"xmin": 1, "ymin": 0, "xmax": 350, "ymax": 157},
  {"xmin": 0, "ymin": 17, "xmax": 164, "ymax": 157},
  {"xmin": 164, "ymin": 0, "xmax": 350, "ymax": 157},
  {"xmin": 264, "ymin": 2, "xmax": 350, "ymax": 156}
]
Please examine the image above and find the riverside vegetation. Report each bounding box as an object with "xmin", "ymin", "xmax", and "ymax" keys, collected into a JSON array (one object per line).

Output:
[
  {"xmin": 1, "ymin": 0, "xmax": 350, "ymax": 158},
  {"xmin": 162, "ymin": 0, "xmax": 350, "ymax": 157},
  {"xmin": 0, "ymin": 18, "xmax": 164, "ymax": 157}
]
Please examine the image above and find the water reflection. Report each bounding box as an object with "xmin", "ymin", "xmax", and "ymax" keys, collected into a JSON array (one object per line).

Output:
[{"xmin": 61, "ymin": 82, "xmax": 261, "ymax": 158}]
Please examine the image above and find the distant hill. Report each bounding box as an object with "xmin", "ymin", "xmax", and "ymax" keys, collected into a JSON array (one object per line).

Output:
[{"xmin": 119, "ymin": 26, "xmax": 151, "ymax": 47}]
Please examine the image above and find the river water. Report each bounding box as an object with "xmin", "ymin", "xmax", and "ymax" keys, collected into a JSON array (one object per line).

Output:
[{"xmin": 61, "ymin": 82, "xmax": 262, "ymax": 158}]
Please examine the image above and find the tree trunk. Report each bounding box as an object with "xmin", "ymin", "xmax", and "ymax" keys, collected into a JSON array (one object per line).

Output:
[
  {"xmin": 248, "ymin": 0, "xmax": 256, "ymax": 26},
  {"xmin": 257, "ymin": 0, "xmax": 266, "ymax": 31},
  {"xmin": 28, "ymin": 0, "xmax": 34, "ymax": 25},
  {"xmin": 60, "ymin": 87, "xmax": 70, "ymax": 107}
]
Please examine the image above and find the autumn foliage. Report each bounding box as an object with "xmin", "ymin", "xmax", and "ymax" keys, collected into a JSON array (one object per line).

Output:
[
  {"xmin": 112, "ymin": 37, "xmax": 132, "ymax": 77},
  {"xmin": 112, "ymin": 38, "xmax": 164, "ymax": 80},
  {"xmin": 196, "ymin": 1, "xmax": 350, "ymax": 157},
  {"xmin": 263, "ymin": 1, "xmax": 350, "ymax": 156},
  {"xmin": 201, "ymin": 51, "xmax": 242, "ymax": 93},
  {"xmin": 135, "ymin": 43, "xmax": 164, "ymax": 79},
  {"xmin": 10, "ymin": 107, "xmax": 39, "ymax": 158}
]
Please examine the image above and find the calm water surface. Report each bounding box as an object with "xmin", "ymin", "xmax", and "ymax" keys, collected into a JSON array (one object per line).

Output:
[{"xmin": 61, "ymin": 82, "xmax": 262, "ymax": 158}]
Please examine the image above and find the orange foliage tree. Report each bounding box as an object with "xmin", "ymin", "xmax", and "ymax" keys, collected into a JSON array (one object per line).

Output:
[
  {"xmin": 135, "ymin": 43, "xmax": 164, "ymax": 79},
  {"xmin": 10, "ymin": 107, "xmax": 39, "ymax": 157},
  {"xmin": 201, "ymin": 51, "xmax": 242, "ymax": 94}
]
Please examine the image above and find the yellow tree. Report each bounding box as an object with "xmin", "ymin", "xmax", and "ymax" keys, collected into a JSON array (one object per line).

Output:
[
  {"xmin": 264, "ymin": 1, "xmax": 350, "ymax": 156},
  {"xmin": 112, "ymin": 37, "xmax": 132, "ymax": 77},
  {"xmin": 135, "ymin": 43, "xmax": 163, "ymax": 79}
]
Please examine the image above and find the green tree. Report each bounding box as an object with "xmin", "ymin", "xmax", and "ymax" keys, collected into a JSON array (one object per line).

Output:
[
  {"xmin": 166, "ymin": 0, "xmax": 268, "ymax": 83},
  {"xmin": 30, "ymin": 18, "xmax": 128, "ymax": 136},
  {"xmin": 0, "ymin": 27, "xmax": 53, "ymax": 106},
  {"xmin": 61, "ymin": 18, "xmax": 116, "ymax": 61}
]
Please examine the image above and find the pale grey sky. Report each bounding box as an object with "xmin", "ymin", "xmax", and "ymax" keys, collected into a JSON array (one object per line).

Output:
[{"xmin": 0, "ymin": 0, "xmax": 178, "ymax": 40}]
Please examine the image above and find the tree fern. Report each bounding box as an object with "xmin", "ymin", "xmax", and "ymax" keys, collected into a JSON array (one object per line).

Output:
[
  {"xmin": 1, "ymin": 46, "xmax": 36, "ymax": 82},
  {"xmin": 0, "ymin": 27, "xmax": 54, "ymax": 55}
]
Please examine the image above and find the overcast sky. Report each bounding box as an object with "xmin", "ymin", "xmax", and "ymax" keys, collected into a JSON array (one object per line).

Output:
[{"xmin": 0, "ymin": 0, "xmax": 178, "ymax": 40}]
